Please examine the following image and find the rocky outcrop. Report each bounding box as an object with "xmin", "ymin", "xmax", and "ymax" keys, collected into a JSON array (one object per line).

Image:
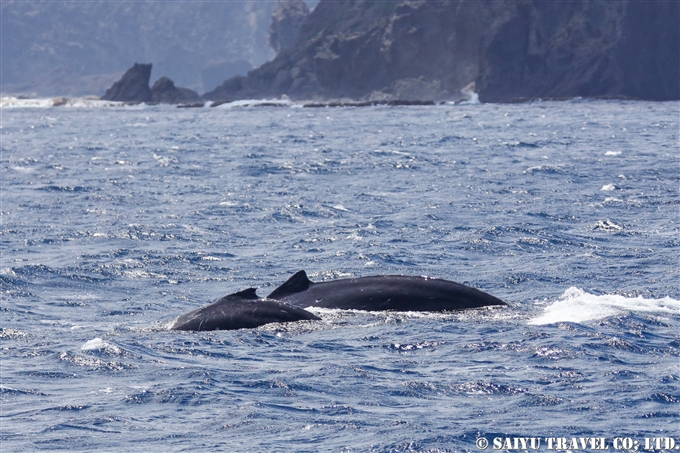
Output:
[
  {"xmin": 101, "ymin": 63, "xmax": 153, "ymax": 102},
  {"xmin": 269, "ymin": 0, "xmax": 310, "ymax": 54},
  {"xmin": 204, "ymin": 0, "xmax": 679, "ymax": 102},
  {"xmin": 150, "ymin": 77, "xmax": 200, "ymax": 103},
  {"xmin": 102, "ymin": 63, "xmax": 200, "ymax": 103}
]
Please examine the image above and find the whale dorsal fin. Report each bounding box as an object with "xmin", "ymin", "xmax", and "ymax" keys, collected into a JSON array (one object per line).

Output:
[
  {"xmin": 230, "ymin": 287, "xmax": 260, "ymax": 300},
  {"xmin": 267, "ymin": 270, "xmax": 311, "ymax": 299}
]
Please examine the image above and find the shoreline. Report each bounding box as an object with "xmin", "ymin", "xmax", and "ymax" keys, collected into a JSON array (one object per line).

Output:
[{"xmin": 0, "ymin": 94, "xmax": 670, "ymax": 109}]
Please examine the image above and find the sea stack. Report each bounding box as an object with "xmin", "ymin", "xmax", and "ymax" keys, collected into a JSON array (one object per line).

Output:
[{"xmin": 101, "ymin": 63, "xmax": 153, "ymax": 102}]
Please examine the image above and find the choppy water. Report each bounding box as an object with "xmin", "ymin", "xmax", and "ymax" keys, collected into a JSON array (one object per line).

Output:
[{"xmin": 1, "ymin": 100, "xmax": 678, "ymax": 452}]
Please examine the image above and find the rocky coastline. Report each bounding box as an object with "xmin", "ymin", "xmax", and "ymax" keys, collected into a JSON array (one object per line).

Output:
[{"xmin": 98, "ymin": 0, "xmax": 679, "ymax": 105}]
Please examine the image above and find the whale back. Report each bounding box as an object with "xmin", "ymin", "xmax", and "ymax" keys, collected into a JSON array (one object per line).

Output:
[
  {"xmin": 268, "ymin": 271, "xmax": 507, "ymax": 311},
  {"xmin": 171, "ymin": 287, "xmax": 319, "ymax": 331}
]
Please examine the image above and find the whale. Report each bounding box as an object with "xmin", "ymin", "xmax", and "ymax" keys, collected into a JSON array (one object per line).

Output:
[
  {"xmin": 171, "ymin": 288, "xmax": 320, "ymax": 331},
  {"xmin": 171, "ymin": 271, "xmax": 506, "ymax": 331},
  {"xmin": 267, "ymin": 270, "xmax": 507, "ymax": 311}
]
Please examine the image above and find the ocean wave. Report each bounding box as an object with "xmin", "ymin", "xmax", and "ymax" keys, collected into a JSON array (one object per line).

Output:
[
  {"xmin": 1, "ymin": 96, "xmax": 123, "ymax": 108},
  {"xmin": 528, "ymin": 288, "xmax": 679, "ymax": 325},
  {"xmin": 209, "ymin": 98, "xmax": 297, "ymax": 108}
]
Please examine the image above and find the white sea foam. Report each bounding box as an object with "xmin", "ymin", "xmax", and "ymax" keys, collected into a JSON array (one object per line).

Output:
[
  {"xmin": 10, "ymin": 166, "xmax": 36, "ymax": 173},
  {"xmin": 346, "ymin": 231, "xmax": 363, "ymax": 241},
  {"xmin": 528, "ymin": 287, "xmax": 679, "ymax": 325},
  {"xmin": 81, "ymin": 338, "xmax": 106, "ymax": 350},
  {"xmin": 0, "ymin": 267, "xmax": 17, "ymax": 276},
  {"xmin": 593, "ymin": 219, "xmax": 623, "ymax": 231},
  {"xmin": 211, "ymin": 98, "xmax": 295, "ymax": 109},
  {"xmin": 459, "ymin": 92, "xmax": 480, "ymax": 105},
  {"xmin": 200, "ymin": 255, "xmax": 222, "ymax": 261},
  {"xmin": 1, "ymin": 96, "xmax": 123, "ymax": 108},
  {"xmin": 459, "ymin": 81, "xmax": 481, "ymax": 105},
  {"xmin": 601, "ymin": 184, "xmax": 616, "ymax": 191},
  {"xmin": 1, "ymin": 97, "xmax": 54, "ymax": 108},
  {"xmin": 122, "ymin": 270, "xmax": 168, "ymax": 279},
  {"xmin": 81, "ymin": 338, "xmax": 122, "ymax": 355},
  {"xmin": 152, "ymin": 153, "xmax": 178, "ymax": 166}
]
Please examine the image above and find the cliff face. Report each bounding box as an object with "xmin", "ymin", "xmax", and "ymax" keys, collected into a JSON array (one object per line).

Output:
[
  {"xmin": 269, "ymin": 0, "xmax": 310, "ymax": 55},
  {"xmin": 613, "ymin": 2, "xmax": 679, "ymax": 101},
  {"xmin": 476, "ymin": 0, "xmax": 680, "ymax": 102},
  {"xmin": 205, "ymin": 0, "xmax": 679, "ymax": 102},
  {"xmin": 206, "ymin": 0, "xmax": 488, "ymax": 101}
]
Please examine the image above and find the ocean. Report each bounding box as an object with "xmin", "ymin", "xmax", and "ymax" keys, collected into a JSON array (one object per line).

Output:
[{"xmin": 1, "ymin": 99, "xmax": 678, "ymax": 452}]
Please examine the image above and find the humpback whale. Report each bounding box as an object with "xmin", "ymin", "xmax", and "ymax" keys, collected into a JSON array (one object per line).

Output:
[
  {"xmin": 171, "ymin": 288, "xmax": 320, "ymax": 331},
  {"xmin": 171, "ymin": 271, "xmax": 506, "ymax": 331},
  {"xmin": 268, "ymin": 270, "xmax": 506, "ymax": 311}
]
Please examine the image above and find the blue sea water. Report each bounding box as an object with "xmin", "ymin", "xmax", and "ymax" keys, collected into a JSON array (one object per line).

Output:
[{"xmin": 1, "ymin": 100, "xmax": 678, "ymax": 452}]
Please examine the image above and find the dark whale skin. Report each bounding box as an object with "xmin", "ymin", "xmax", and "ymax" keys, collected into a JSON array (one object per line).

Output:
[
  {"xmin": 267, "ymin": 271, "xmax": 507, "ymax": 312},
  {"xmin": 171, "ymin": 288, "xmax": 320, "ymax": 331}
]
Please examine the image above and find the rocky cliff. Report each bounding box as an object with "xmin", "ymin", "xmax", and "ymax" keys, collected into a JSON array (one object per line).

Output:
[
  {"xmin": 269, "ymin": 0, "xmax": 310, "ymax": 55},
  {"xmin": 204, "ymin": 0, "xmax": 679, "ymax": 102},
  {"xmin": 476, "ymin": 1, "xmax": 680, "ymax": 102}
]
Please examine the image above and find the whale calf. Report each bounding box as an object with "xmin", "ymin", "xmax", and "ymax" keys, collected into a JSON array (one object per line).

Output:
[
  {"xmin": 171, "ymin": 288, "xmax": 320, "ymax": 331},
  {"xmin": 268, "ymin": 270, "xmax": 506, "ymax": 311}
]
